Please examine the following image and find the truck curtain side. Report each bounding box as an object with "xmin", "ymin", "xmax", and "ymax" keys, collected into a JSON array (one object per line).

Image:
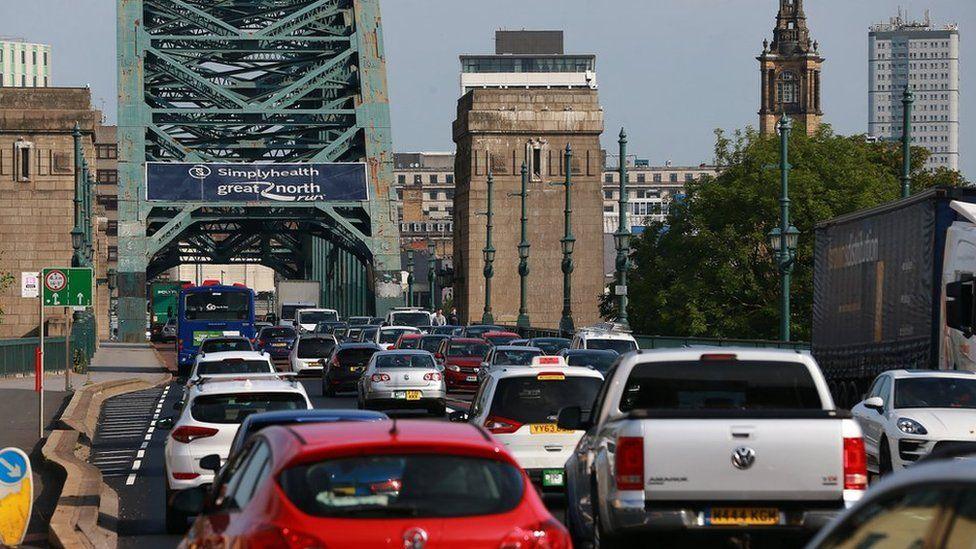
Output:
[
  {"xmin": 149, "ymin": 281, "xmax": 183, "ymax": 326},
  {"xmin": 813, "ymin": 187, "xmax": 976, "ymax": 407}
]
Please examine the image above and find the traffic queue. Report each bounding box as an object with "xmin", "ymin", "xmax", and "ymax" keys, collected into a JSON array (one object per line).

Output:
[{"xmin": 156, "ymin": 307, "xmax": 976, "ymax": 548}]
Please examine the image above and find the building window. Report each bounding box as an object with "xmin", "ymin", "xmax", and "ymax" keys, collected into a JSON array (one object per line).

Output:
[
  {"xmin": 43, "ymin": 52, "xmax": 47, "ymax": 65},
  {"xmin": 15, "ymin": 141, "xmax": 33, "ymax": 181},
  {"xmin": 413, "ymin": 174, "xmax": 422, "ymax": 184},
  {"xmin": 446, "ymin": 174, "xmax": 454, "ymax": 184},
  {"xmin": 604, "ymin": 205, "xmax": 614, "ymax": 213},
  {"xmin": 604, "ymin": 173, "xmax": 613, "ymax": 183},
  {"xmin": 108, "ymin": 246, "xmax": 118, "ymax": 262},
  {"xmin": 397, "ymin": 174, "xmax": 405, "ymax": 184},
  {"xmin": 669, "ymin": 173, "xmax": 678, "ymax": 182},
  {"xmin": 97, "ymin": 144, "xmax": 117, "ymax": 159},
  {"xmin": 777, "ymin": 71, "xmax": 798, "ymax": 104},
  {"xmin": 532, "ymin": 147, "xmax": 542, "ymax": 178},
  {"xmin": 446, "ymin": 190, "xmax": 455, "ymax": 201},
  {"xmin": 653, "ymin": 173, "xmax": 662, "ymax": 182},
  {"xmin": 106, "ymin": 220, "xmax": 118, "ymax": 236},
  {"xmin": 637, "ymin": 173, "xmax": 646, "ymax": 183},
  {"xmin": 429, "ymin": 174, "xmax": 438, "ymax": 184},
  {"xmin": 21, "ymin": 50, "xmax": 25, "ymax": 64},
  {"xmin": 97, "ymin": 170, "xmax": 118, "ymax": 184},
  {"xmin": 21, "ymin": 75, "xmax": 26, "ymax": 86},
  {"xmin": 685, "ymin": 173, "xmax": 694, "ymax": 182},
  {"xmin": 32, "ymin": 51, "xmax": 36, "ymax": 64},
  {"xmin": 604, "ymin": 190, "xmax": 612, "ymax": 199}
]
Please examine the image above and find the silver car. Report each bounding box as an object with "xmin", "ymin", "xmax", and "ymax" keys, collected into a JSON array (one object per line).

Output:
[{"xmin": 357, "ymin": 350, "xmax": 446, "ymax": 416}]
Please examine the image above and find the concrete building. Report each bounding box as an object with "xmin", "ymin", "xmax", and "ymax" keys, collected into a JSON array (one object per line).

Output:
[
  {"xmin": 601, "ymin": 160, "xmax": 719, "ymax": 233},
  {"xmin": 453, "ymin": 87, "xmax": 605, "ymax": 329},
  {"xmin": 869, "ymin": 11, "xmax": 960, "ymax": 171},
  {"xmin": 0, "ymin": 40, "xmax": 51, "ymax": 88},
  {"xmin": 757, "ymin": 0, "xmax": 824, "ymax": 135},
  {"xmin": 94, "ymin": 125, "xmax": 118, "ymax": 271},
  {"xmin": 0, "ymin": 87, "xmax": 109, "ymax": 339},
  {"xmin": 459, "ymin": 30, "xmax": 596, "ymax": 95}
]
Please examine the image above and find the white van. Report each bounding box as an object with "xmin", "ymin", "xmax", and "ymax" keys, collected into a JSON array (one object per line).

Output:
[{"xmin": 570, "ymin": 324, "xmax": 639, "ymax": 354}]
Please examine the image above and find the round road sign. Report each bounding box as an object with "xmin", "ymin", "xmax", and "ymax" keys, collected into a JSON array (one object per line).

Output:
[{"xmin": 44, "ymin": 270, "xmax": 67, "ymax": 292}]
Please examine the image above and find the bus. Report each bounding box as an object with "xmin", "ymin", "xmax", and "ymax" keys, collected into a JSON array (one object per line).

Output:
[{"xmin": 176, "ymin": 280, "xmax": 256, "ymax": 376}]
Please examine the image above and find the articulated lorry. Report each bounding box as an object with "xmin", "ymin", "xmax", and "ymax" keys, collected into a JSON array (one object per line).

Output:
[
  {"xmin": 274, "ymin": 279, "xmax": 321, "ymax": 325},
  {"xmin": 812, "ymin": 187, "xmax": 976, "ymax": 407}
]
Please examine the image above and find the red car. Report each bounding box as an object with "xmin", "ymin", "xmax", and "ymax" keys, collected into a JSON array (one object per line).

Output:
[
  {"xmin": 176, "ymin": 420, "xmax": 569, "ymax": 548},
  {"xmin": 393, "ymin": 333, "xmax": 423, "ymax": 350},
  {"xmin": 437, "ymin": 337, "xmax": 491, "ymax": 392},
  {"xmin": 482, "ymin": 331, "xmax": 520, "ymax": 346}
]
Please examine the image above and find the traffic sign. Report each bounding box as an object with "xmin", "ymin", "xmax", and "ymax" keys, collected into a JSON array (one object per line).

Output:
[
  {"xmin": 41, "ymin": 267, "xmax": 92, "ymax": 307},
  {"xmin": 21, "ymin": 272, "xmax": 38, "ymax": 298},
  {"xmin": 0, "ymin": 447, "xmax": 33, "ymax": 546}
]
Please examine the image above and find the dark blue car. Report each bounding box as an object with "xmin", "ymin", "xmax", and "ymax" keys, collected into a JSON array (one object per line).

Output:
[{"xmin": 256, "ymin": 326, "xmax": 297, "ymax": 360}]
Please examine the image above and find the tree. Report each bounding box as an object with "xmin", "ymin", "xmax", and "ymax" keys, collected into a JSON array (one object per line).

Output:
[
  {"xmin": 0, "ymin": 252, "xmax": 13, "ymax": 325},
  {"xmin": 610, "ymin": 124, "xmax": 967, "ymax": 341}
]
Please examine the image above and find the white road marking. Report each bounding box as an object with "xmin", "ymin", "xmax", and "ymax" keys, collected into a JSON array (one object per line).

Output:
[
  {"xmin": 125, "ymin": 473, "xmax": 136, "ymax": 485},
  {"xmin": 136, "ymin": 449, "xmax": 145, "ymax": 459}
]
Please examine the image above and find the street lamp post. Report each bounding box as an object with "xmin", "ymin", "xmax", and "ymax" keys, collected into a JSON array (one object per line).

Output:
[
  {"xmin": 71, "ymin": 123, "xmax": 85, "ymax": 268},
  {"xmin": 85, "ymin": 167, "xmax": 95, "ymax": 265},
  {"xmin": 427, "ymin": 241, "xmax": 436, "ymax": 310},
  {"xmin": 558, "ymin": 144, "xmax": 576, "ymax": 336},
  {"xmin": 901, "ymin": 86, "xmax": 914, "ymax": 199},
  {"xmin": 767, "ymin": 114, "xmax": 800, "ymax": 342},
  {"xmin": 406, "ymin": 249, "xmax": 415, "ymax": 307},
  {"xmin": 614, "ymin": 128, "xmax": 631, "ymax": 329},
  {"xmin": 513, "ymin": 161, "xmax": 531, "ymax": 328},
  {"xmin": 481, "ymin": 169, "xmax": 495, "ymax": 325}
]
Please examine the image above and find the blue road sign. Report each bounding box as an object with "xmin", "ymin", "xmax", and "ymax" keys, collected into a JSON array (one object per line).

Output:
[{"xmin": 0, "ymin": 448, "xmax": 28, "ymax": 485}]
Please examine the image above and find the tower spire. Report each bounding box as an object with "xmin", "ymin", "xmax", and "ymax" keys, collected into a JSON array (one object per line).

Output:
[{"xmin": 771, "ymin": 0, "xmax": 812, "ymax": 56}]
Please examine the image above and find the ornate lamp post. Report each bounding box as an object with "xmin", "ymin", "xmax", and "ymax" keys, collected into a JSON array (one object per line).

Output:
[
  {"xmin": 558, "ymin": 144, "xmax": 576, "ymax": 336},
  {"xmin": 901, "ymin": 85, "xmax": 914, "ymax": 199},
  {"xmin": 406, "ymin": 249, "xmax": 415, "ymax": 307},
  {"xmin": 427, "ymin": 241, "xmax": 436, "ymax": 310},
  {"xmin": 614, "ymin": 128, "xmax": 631, "ymax": 329},
  {"xmin": 512, "ymin": 161, "xmax": 531, "ymax": 328},
  {"xmin": 71, "ymin": 123, "xmax": 86, "ymax": 268},
  {"xmin": 85, "ymin": 165, "xmax": 95, "ymax": 265},
  {"xmin": 481, "ymin": 169, "xmax": 495, "ymax": 325},
  {"xmin": 767, "ymin": 114, "xmax": 800, "ymax": 342}
]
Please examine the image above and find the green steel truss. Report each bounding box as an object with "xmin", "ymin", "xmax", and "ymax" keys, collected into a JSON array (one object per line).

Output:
[{"xmin": 116, "ymin": 0, "xmax": 402, "ymax": 340}]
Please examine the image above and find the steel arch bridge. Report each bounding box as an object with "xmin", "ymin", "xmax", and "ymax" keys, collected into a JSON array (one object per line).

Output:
[{"xmin": 116, "ymin": 0, "xmax": 402, "ymax": 341}]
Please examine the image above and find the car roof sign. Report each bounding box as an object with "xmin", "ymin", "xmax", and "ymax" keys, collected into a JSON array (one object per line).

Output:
[{"xmin": 531, "ymin": 355, "xmax": 567, "ymax": 367}]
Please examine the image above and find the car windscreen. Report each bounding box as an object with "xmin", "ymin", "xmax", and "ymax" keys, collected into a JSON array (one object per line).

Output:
[
  {"xmin": 190, "ymin": 392, "xmax": 307, "ymax": 424},
  {"xmin": 337, "ymin": 348, "xmax": 379, "ymax": 366},
  {"xmin": 374, "ymin": 354, "xmax": 435, "ymax": 369},
  {"xmin": 299, "ymin": 311, "xmax": 338, "ymax": 324},
  {"xmin": 361, "ymin": 328, "xmax": 377, "ymax": 341},
  {"xmin": 419, "ymin": 337, "xmax": 447, "ymax": 353},
  {"xmin": 492, "ymin": 349, "xmax": 541, "ymax": 366},
  {"xmin": 586, "ymin": 338, "xmax": 638, "ymax": 353},
  {"xmin": 489, "ymin": 376, "xmax": 603, "ymax": 424},
  {"xmin": 894, "ymin": 378, "xmax": 976, "ymax": 409},
  {"xmin": 619, "ymin": 360, "xmax": 822, "ymax": 411},
  {"xmin": 196, "ymin": 359, "xmax": 272, "ymax": 376},
  {"xmin": 379, "ymin": 329, "xmax": 414, "ymax": 344},
  {"xmin": 486, "ymin": 335, "xmax": 518, "ymax": 345},
  {"xmin": 298, "ymin": 338, "xmax": 336, "ymax": 358},
  {"xmin": 200, "ymin": 339, "xmax": 252, "ymax": 353},
  {"xmin": 261, "ymin": 327, "xmax": 295, "ymax": 339},
  {"xmin": 390, "ymin": 312, "xmax": 431, "ymax": 327},
  {"xmin": 532, "ymin": 339, "xmax": 570, "ymax": 354},
  {"xmin": 184, "ymin": 291, "xmax": 251, "ymax": 321},
  {"xmin": 448, "ymin": 341, "xmax": 490, "ymax": 357},
  {"xmin": 565, "ymin": 351, "xmax": 618, "ymax": 374},
  {"xmin": 398, "ymin": 337, "xmax": 420, "ymax": 349},
  {"xmin": 279, "ymin": 454, "xmax": 523, "ymax": 518}
]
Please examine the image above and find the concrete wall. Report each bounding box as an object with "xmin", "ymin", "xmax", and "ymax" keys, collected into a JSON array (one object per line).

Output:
[{"xmin": 453, "ymin": 88, "xmax": 604, "ymax": 329}]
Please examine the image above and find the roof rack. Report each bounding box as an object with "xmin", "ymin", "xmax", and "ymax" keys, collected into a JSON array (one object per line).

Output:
[{"xmin": 580, "ymin": 322, "xmax": 632, "ymax": 334}]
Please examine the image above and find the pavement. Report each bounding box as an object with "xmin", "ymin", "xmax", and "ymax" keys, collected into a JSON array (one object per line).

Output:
[{"xmin": 0, "ymin": 342, "xmax": 170, "ymax": 547}]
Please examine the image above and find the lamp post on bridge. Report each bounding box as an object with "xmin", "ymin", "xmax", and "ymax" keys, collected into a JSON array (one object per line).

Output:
[
  {"xmin": 427, "ymin": 241, "xmax": 436, "ymax": 310},
  {"xmin": 901, "ymin": 85, "xmax": 914, "ymax": 199},
  {"xmin": 71, "ymin": 123, "xmax": 85, "ymax": 269},
  {"xmin": 513, "ymin": 161, "xmax": 531, "ymax": 329},
  {"xmin": 406, "ymin": 249, "xmax": 414, "ymax": 307},
  {"xmin": 558, "ymin": 144, "xmax": 576, "ymax": 337},
  {"xmin": 481, "ymin": 168, "xmax": 495, "ymax": 325},
  {"xmin": 767, "ymin": 114, "xmax": 800, "ymax": 342},
  {"xmin": 614, "ymin": 128, "xmax": 631, "ymax": 329}
]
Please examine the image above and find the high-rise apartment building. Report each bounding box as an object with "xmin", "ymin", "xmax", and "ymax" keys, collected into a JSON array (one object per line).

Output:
[
  {"xmin": 0, "ymin": 40, "xmax": 51, "ymax": 88},
  {"xmin": 869, "ymin": 12, "xmax": 959, "ymax": 171}
]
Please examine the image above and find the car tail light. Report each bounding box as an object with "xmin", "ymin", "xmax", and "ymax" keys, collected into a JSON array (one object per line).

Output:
[
  {"xmin": 499, "ymin": 518, "xmax": 570, "ymax": 549},
  {"xmin": 178, "ymin": 340, "xmax": 183, "ymax": 351},
  {"xmin": 843, "ymin": 437, "xmax": 868, "ymax": 491},
  {"xmin": 700, "ymin": 353, "xmax": 737, "ymax": 361},
  {"xmin": 484, "ymin": 415, "xmax": 522, "ymax": 434},
  {"xmin": 171, "ymin": 425, "xmax": 219, "ymax": 444},
  {"xmin": 615, "ymin": 436, "xmax": 644, "ymax": 490},
  {"xmin": 369, "ymin": 479, "xmax": 402, "ymax": 495},
  {"xmin": 423, "ymin": 372, "xmax": 442, "ymax": 381},
  {"xmin": 171, "ymin": 472, "xmax": 199, "ymax": 480},
  {"xmin": 248, "ymin": 525, "xmax": 325, "ymax": 549},
  {"xmin": 371, "ymin": 373, "xmax": 390, "ymax": 382}
]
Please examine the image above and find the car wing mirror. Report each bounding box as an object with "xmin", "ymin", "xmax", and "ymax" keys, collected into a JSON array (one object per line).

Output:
[
  {"xmin": 863, "ymin": 396, "xmax": 885, "ymax": 413},
  {"xmin": 156, "ymin": 417, "xmax": 175, "ymax": 430},
  {"xmin": 448, "ymin": 410, "xmax": 469, "ymax": 423},
  {"xmin": 199, "ymin": 453, "xmax": 222, "ymax": 473}
]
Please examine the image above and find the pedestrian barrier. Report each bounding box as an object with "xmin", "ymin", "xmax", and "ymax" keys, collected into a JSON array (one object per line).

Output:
[
  {"xmin": 0, "ymin": 311, "xmax": 98, "ymax": 377},
  {"xmin": 501, "ymin": 325, "xmax": 809, "ymax": 351}
]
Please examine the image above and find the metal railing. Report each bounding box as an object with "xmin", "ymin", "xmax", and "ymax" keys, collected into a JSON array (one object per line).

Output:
[
  {"xmin": 500, "ymin": 324, "xmax": 809, "ymax": 351},
  {"xmin": 0, "ymin": 312, "xmax": 98, "ymax": 377}
]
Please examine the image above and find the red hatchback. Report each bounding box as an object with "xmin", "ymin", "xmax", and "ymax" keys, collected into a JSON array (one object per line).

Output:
[
  {"xmin": 394, "ymin": 333, "xmax": 423, "ymax": 350},
  {"xmin": 177, "ymin": 420, "xmax": 568, "ymax": 548},
  {"xmin": 482, "ymin": 331, "xmax": 520, "ymax": 346},
  {"xmin": 437, "ymin": 337, "xmax": 491, "ymax": 392}
]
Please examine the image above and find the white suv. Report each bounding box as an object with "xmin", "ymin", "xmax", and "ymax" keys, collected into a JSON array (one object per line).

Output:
[
  {"xmin": 294, "ymin": 308, "xmax": 340, "ymax": 333},
  {"xmin": 458, "ymin": 356, "xmax": 604, "ymax": 493},
  {"xmin": 571, "ymin": 324, "xmax": 639, "ymax": 354},
  {"xmin": 288, "ymin": 333, "xmax": 338, "ymax": 374},
  {"xmin": 187, "ymin": 351, "xmax": 274, "ymax": 386},
  {"xmin": 162, "ymin": 375, "xmax": 311, "ymax": 532}
]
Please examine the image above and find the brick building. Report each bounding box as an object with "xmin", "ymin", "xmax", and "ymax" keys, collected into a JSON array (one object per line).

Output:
[{"xmin": 0, "ymin": 88, "xmax": 109, "ymax": 339}]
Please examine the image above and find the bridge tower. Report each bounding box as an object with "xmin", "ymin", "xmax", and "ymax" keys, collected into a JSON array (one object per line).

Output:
[{"xmin": 116, "ymin": 0, "xmax": 402, "ymax": 341}]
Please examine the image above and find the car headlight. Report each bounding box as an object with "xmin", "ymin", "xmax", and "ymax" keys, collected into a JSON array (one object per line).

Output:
[{"xmin": 896, "ymin": 418, "xmax": 928, "ymax": 435}]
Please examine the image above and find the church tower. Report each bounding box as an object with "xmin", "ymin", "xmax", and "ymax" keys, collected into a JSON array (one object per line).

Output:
[{"xmin": 758, "ymin": 0, "xmax": 824, "ymax": 135}]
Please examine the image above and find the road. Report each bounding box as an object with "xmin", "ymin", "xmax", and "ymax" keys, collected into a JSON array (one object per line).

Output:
[{"xmin": 93, "ymin": 375, "xmax": 565, "ymax": 548}]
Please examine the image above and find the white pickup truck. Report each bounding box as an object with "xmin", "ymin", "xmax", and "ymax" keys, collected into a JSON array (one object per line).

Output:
[{"xmin": 559, "ymin": 348, "xmax": 867, "ymax": 547}]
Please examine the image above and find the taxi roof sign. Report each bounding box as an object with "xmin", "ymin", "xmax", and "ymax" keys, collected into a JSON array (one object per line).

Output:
[{"xmin": 531, "ymin": 355, "xmax": 568, "ymax": 368}]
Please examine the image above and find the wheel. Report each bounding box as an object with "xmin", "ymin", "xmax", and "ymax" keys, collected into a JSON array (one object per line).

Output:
[
  {"xmin": 164, "ymin": 489, "xmax": 189, "ymax": 534},
  {"xmin": 879, "ymin": 437, "xmax": 893, "ymax": 475}
]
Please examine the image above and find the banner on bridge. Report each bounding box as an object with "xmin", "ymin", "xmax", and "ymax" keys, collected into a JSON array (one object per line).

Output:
[{"xmin": 146, "ymin": 162, "xmax": 369, "ymax": 202}]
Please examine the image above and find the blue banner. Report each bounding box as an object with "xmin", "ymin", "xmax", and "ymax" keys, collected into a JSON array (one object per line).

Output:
[{"xmin": 146, "ymin": 162, "xmax": 368, "ymax": 202}]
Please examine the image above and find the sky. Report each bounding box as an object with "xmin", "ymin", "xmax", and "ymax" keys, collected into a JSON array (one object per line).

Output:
[{"xmin": 1, "ymin": 0, "xmax": 971, "ymax": 176}]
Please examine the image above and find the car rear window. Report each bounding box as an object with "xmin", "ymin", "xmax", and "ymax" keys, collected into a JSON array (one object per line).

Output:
[
  {"xmin": 619, "ymin": 360, "xmax": 822, "ymax": 411},
  {"xmin": 191, "ymin": 392, "xmax": 307, "ymax": 424},
  {"xmin": 262, "ymin": 327, "xmax": 295, "ymax": 339},
  {"xmin": 337, "ymin": 348, "xmax": 378, "ymax": 366},
  {"xmin": 374, "ymin": 354, "xmax": 435, "ymax": 369},
  {"xmin": 565, "ymin": 351, "xmax": 618, "ymax": 374},
  {"xmin": 196, "ymin": 359, "xmax": 272, "ymax": 377},
  {"xmin": 297, "ymin": 338, "xmax": 336, "ymax": 358},
  {"xmin": 200, "ymin": 339, "xmax": 252, "ymax": 353},
  {"xmin": 379, "ymin": 329, "xmax": 414, "ymax": 344},
  {"xmin": 279, "ymin": 454, "xmax": 523, "ymax": 518},
  {"xmin": 586, "ymin": 338, "xmax": 638, "ymax": 353},
  {"xmin": 490, "ymin": 376, "xmax": 603, "ymax": 424},
  {"xmin": 532, "ymin": 339, "xmax": 570, "ymax": 354},
  {"xmin": 398, "ymin": 338, "xmax": 420, "ymax": 349},
  {"xmin": 492, "ymin": 349, "xmax": 541, "ymax": 366},
  {"xmin": 419, "ymin": 337, "xmax": 447, "ymax": 353},
  {"xmin": 448, "ymin": 342, "xmax": 489, "ymax": 357},
  {"xmin": 486, "ymin": 335, "xmax": 518, "ymax": 345},
  {"xmin": 390, "ymin": 312, "xmax": 432, "ymax": 327}
]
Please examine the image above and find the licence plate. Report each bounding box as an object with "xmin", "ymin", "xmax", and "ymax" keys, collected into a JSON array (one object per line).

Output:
[
  {"xmin": 542, "ymin": 469, "xmax": 564, "ymax": 487},
  {"xmin": 272, "ymin": 342, "xmax": 287, "ymax": 347},
  {"xmin": 406, "ymin": 390, "xmax": 422, "ymax": 400},
  {"xmin": 466, "ymin": 376, "xmax": 477, "ymax": 382},
  {"xmin": 529, "ymin": 423, "xmax": 572, "ymax": 435},
  {"xmin": 351, "ymin": 366, "xmax": 363, "ymax": 372},
  {"xmin": 709, "ymin": 507, "xmax": 780, "ymax": 526}
]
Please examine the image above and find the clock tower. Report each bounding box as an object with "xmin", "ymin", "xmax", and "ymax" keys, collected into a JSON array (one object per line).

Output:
[{"xmin": 758, "ymin": 0, "xmax": 824, "ymax": 135}]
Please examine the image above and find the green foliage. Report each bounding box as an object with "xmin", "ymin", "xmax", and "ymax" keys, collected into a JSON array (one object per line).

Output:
[
  {"xmin": 619, "ymin": 124, "xmax": 968, "ymax": 341},
  {"xmin": 0, "ymin": 252, "xmax": 13, "ymax": 325}
]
